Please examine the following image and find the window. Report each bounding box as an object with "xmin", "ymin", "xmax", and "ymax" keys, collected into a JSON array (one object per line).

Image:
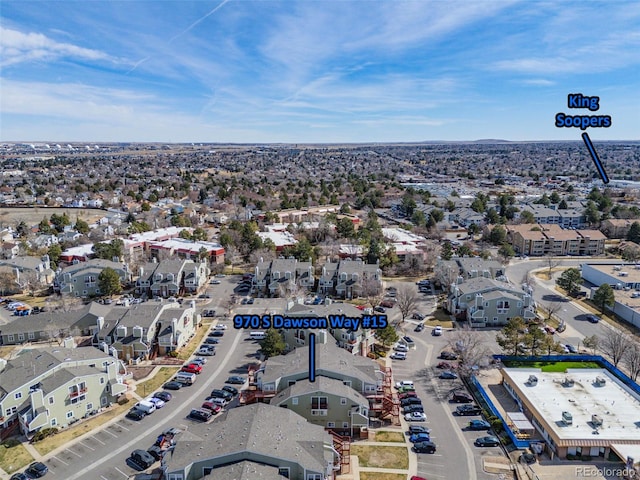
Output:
[
  {"xmin": 343, "ymin": 422, "xmax": 349, "ymax": 428},
  {"xmin": 86, "ymin": 403, "xmax": 93, "ymax": 411},
  {"xmin": 292, "ymin": 397, "xmax": 298, "ymax": 405},
  {"xmin": 51, "ymin": 418, "xmax": 57, "ymax": 426},
  {"xmin": 71, "ymin": 395, "xmax": 85, "ymax": 404},
  {"xmin": 343, "ymin": 380, "xmax": 352, "ymax": 388},
  {"xmin": 7, "ymin": 335, "xmax": 14, "ymax": 342},
  {"xmin": 311, "ymin": 396, "xmax": 328, "ymax": 409},
  {"xmin": 100, "ymin": 377, "xmax": 105, "ymax": 384},
  {"xmin": 28, "ymin": 332, "xmax": 35, "ymax": 340},
  {"xmin": 327, "ymin": 422, "xmax": 335, "ymax": 428},
  {"xmin": 48, "ymin": 397, "xmax": 54, "ymax": 405},
  {"xmin": 340, "ymin": 398, "xmax": 347, "ymax": 405},
  {"xmin": 307, "ymin": 474, "xmax": 322, "ymax": 480},
  {"xmin": 66, "ymin": 411, "xmax": 73, "ymax": 419},
  {"xmin": 14, "ymin": 392, "xmax": 22, "ymax": 400},
  {"xmin": 101, "ymin": 396, "xmax": 108, "ymax": 406},
  {"xmin": 17, "ymin": 333, "xmax": 25, "ymax": 341},
  {"xmin": 278, "ymin": 467, "xmax": 290, "ymax": 478}
]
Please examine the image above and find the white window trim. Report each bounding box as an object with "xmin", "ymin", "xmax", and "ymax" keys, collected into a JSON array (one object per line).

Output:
[{"xmin": 292, "ymin": 397, "xmax": 298, "ymax": 405}]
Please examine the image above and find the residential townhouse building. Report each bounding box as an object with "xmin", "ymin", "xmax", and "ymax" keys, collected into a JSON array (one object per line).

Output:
[
  {"xmin": 282, "ymin": 303, "xmax": 375, "ymax": 357},
  {"xmin": 0, "ymin": 302, "xmax": 112, "ymax": 345},
  {"xmin": 163, "ymin": 403, "xmax": 336, "ymax": 480},
  {"xmin": 146, "ymin": 259, "xmax": 210, "ymax": 298},
  {"xmin": 452, "ymin": 207, "xmax": 486, "ymax": 227},
  {"xmin": 94, "ymin": 301, "xmax": 197, "ymax": 360},
  {"xmin": 448, "ymin": 277, "xmax": 536, "ymax": 327},
  {"xmin": 272, "ymin": 376, "xmax": 370, "ymax": 434},
  {"xmin": 600, "ymin": 218, "xmax": 638, "ymax": 239},
  {"xmin": 0, "ymin": 254, "xmax": 55, "ymax": 288},
  {"xmin": 318, "ymin": 259, "xmax": 381, "ymax": 299},
  {"xmin": 0, "ymin": 347, "xmax": 127, "ymax": 440},
  {"xmin": 253, "ymin": 258, "xmax": 314, "ymax": 297},
  {"xmin": 53, "ymin": 259, "xmax": 131, "ymax": 297},
  {"xmin": 507, "ymin": 224, "xmax": 605, "ymax": 257}
]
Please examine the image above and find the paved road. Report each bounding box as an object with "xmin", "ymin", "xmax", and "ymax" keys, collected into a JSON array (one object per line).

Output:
[
  {"xmin": 506, "ymin": 258, "xmax": 617, "ymax": 349},
  {"xmin": 391, "ymin": 322, "xmax": 503, "ymax": 480},
  {"xmin": 45, "ymin": 318, "xmax": 260, "ymax": 479}
]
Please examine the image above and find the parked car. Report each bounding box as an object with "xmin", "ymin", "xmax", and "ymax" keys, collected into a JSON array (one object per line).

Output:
[
  {"xmin": 225, "ymin": 376, "xmax": 246, "ymax": 384},
  {"xmin": 201, "ymin": 401, "xmax": 222, "ymax": 414},
  {"xmin": 409, "ymin": 433, "xmax": 431, "ymax": 443},
  {"xmin": 10, "ymin": 473, "xmax": 28, "ymax": 480},
  {"xmin": 210, "ymin": 389, "xmax": 233, "ymax": 400},
  {"xmin": 403, "ymin": 404, "xmax": 425, "ymax": 414},
  {"xmin": 222, "ymin": 385, "xmax": 239, "ymax": 396},
  {"xmin": 204, "ymin": 337, "xmax": 220, "ymax": 344},
  {"xmin": 433, "ymin": 326, "xmax": 443, "ymax": 336},
  {"xmin": 440, "ymin": 351, "xmax": 458, "ymax": 360},
  {"xmin": 398, "ymin": 391, "xmax": 418, "ymax": 400},
  {"xmin": 129, "ymin": 449, "xmax": 155, "ymax": 470},
  {"xmin": 404, "ymin": 412, "xmax": 427, "ymax": 422},
  {"xmin": 395, "ymin": 380, "xmax": 415, "ymax": 389},
  {"xmin": 440, "ymin": 370, "xmax": 458, "ymax": 379},
  {"xmin": 408, "ymin": 425, "xmax": 431, "ymax": 435},
  {"xmin": 163, "ymin": 381, "xmax": 183, "ymax": 390},
  {"xmin": 210, "ymin": 330, "xmax": 224, "ymax": 337},
  {"xmin": 25, "ymin": 462, "xmax": 48, "ymax": 477},
  {"xmin": 202, "ymin": 309, "xmax": 216, "ymax": 317},
  {"xmin": 210, "ymin": 280, "xmax": 221, "ymax": 284},
  {"xmin": 468, "ymin": 419, "xmax": 491, "ymax": 430},
  {"xmin": 188, "ymin": 409, "xmax": 212, "ymax": 422},
  {"xmin": 587, "ymin": 315, "xmax": 600, "ymax": 323},
  {"xmin": 411, "ymin": 477, "xmax": 427, "ymax": 480},
  {"xmin": 192, "ymin": 357, "xmax": 207, "ymax": 365},
  {"xmin": 146, "ymin": 445, "xmax": 164, "ymax": 461},
  {"xmin": 394, "ymin": 344, "xmax": 409, "ymax": 352},
  {"xmin": 397, "ymin": 385, "xmax": 416, "ymax": 393},
  {"xmin": 181, "ymin": 364, "xmax": 202, "ymax": 374},
  {"xmin": 456, "ymin": 404, "xmax": 482, "ymax": 416},
  {"xmin": 153, "ymin": 391, "xmax": 172, "ymax": 402},
  {"xmin": 197, "ymin": 347, "xmax": 216, "ymax": 355},
  {"xmin": 247, "ymin": 297, "xmax": 255, "ymax": 304},
  {"xmin": 380, "ymin": 299, "xmax": 395, "ymax": 308},
  {"xmin": 390, "ymin": 352, "xmax": 407, "ymax": 360},
  {"xmin": 437, "ymin": 361, "xmax": 455, "ymax": 369},
  {"xmin": 214, "ymin": 324, "xmax": 228, "ymax": 330},
  {"xmin": 474, "ymin": 435, "xmax": 500, "ymax": 447},
  {"xmin": 411, "ymin": 313, "xmax": 425, "ymax": 320},
  {"xmin": 374, "ymin": 306, "xmax": 386, "ymax": 313},
  {"xmin": 126, "ymin": 408, "xmax": 146, "ymax": 421},
  {"xmin": 414, "ymin": 323, "xmax": 424, "ymax": 332},
  {"xmin": 413, "ymin": 441, "xmax": 436, "ymax": 453},
  {"xmin": 146, "ymin": 397, "xmax": 165, "ymax": 409},
  {"xmin": 207, "ymin": 396, "xmax": 228, "ymax": 407},
  {"xmin": 451, "ymin": 391, "xmax": 473, "ymax": 403},
  {"xmin": 565, "ymin": 344, "xmax": 578, "ymax": 353},
  {"xmin": 401, "ymin": 397, "xmax": 422, "ymax": 407}
]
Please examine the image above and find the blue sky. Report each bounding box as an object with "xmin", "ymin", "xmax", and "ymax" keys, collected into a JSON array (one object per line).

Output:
[{"xmin": 1, "ymin": 0, "xmax": 639, "ymax": 143}]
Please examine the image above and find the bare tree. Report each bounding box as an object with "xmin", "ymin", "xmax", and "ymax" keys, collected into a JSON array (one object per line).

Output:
[
  {"xmin": 395, "ymin": 285, "xmax": 418, "ymax": 324},
  {"xmin": 623, "ymin": 339, "xmax": 640, "ymax": 382},
  {"xmin": 15, "ymin": 270, "xmax": 40, "ymax": 296},
  {"xmin": 582, "ymin": 334, "xmax": 599, "ymax": 355},
  {"xmin": 361, "ymin": 275, "xmax": 383, "ymax": 308},
  {"xmin": 447, "ymin": 326, "xmax": 492, "ymax": 377},
  {"xmin": 544, "ymin": 300, "xmax": 563, "ymax": 323},
  {"xmin": 249, "ymin": 247, "xmax": 276, "ymax": 265},
  {"xmin": 600, "ymin": 328, "xmax": 631, "ymax": 367},
  {"xmin": 434, "ymin": 260, "xmax": 459, "ymax": 292},
  {"xmin": 544, "ymin": 254, "xmax": 560, "ymax": 280},
  {"xmin": 46, "ymin": 295, "xmax": 84, "ymax": 312},
  {"xmin": 0, "ymin": 269, "xmax": 17, "ymax": 296}
]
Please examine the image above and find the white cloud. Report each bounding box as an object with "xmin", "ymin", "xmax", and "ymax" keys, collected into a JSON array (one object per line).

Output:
[{"xmin": 0, "ymin": 27, "xmax": 116, "ymax": 67}]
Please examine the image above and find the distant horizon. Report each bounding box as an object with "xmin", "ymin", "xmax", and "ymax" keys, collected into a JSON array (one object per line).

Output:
[{"xmin": 2, "ymin": 1, "xmax": 639, "ymax": 143}]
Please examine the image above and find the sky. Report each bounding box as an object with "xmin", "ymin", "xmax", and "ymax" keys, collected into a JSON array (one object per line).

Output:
[{"xmin": 1, "ymin": 0, "xmax": 639, "ymax": 143}]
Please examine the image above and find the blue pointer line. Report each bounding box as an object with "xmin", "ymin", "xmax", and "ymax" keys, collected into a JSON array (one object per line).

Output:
[
  {"xmin": 582, "ymin": 132, "xmax": 609, "ymax": 184},
  {"xmin": 309, "ymin": 333, "xmax": 316, "ymax": 382}
]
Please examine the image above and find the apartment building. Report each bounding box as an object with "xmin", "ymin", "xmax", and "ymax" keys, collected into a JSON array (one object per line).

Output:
[
  {"xmin": 253, "ymin": 258, "xmax": 314, "ymax": 297},
  {"xmin": 53, "ymin": 259, "xmax": 131, "ymax": 297},
  {"xmin": 507, "ymin": 224, "xmax": 605, "ymax": 257}
]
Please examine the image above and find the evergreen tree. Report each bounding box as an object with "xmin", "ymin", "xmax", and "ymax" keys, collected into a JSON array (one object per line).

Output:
[
  {"xmin": 98, "ymin": 267, "xmax": 122, "ymax": 297},
  {"xmin": 375, "ymin": 323, "xmax": 399, "ymax": 347},
  {"xmin": 259, "ymin": 328, "xmax": 286, "ymax": 358},
  {"xmin": 627, "ymin": 222, "xmax": 640, "ymax": 244},
  {"xmin": 556, "ymin": 268, "xmax": 582, "ymax": 296},
  {"xmin": 593, "ymin": 283, "xmax": 615, "ymax": 313}
]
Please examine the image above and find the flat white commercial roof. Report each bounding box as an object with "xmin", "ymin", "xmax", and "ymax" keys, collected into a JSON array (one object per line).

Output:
[{"xmin": 503, "ymin": 368, "xmax": 640, "ymax": 442}]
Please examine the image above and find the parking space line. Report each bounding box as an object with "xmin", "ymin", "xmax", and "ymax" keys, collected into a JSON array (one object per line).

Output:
[
  {"xmin": 118, "ymin": 423, "xmax": 130, "ymax": 431},
  {"xmin": 103, "ymin": 429, "xmax": 118, "ymax": 438},
  {"xmin": 92, "ymin": 435, "xmax": 106, "ymax": 445},
  {"xmin": 101, "ymin": 476, "xmax": 109, "ymax": 480},
  {"xmin": 79, "ymin": 441, "xmax": 95, "ymax": 451},
  {"xmin": 114, "ymin": 466, "xmax": 129, "ymax": 478},
  {"xmin": 51, "ymin": 455, "xmax": 69, "ymax": 466},
  {"xmin": 66, "ymin": 448, "xmax": 82, "ymax": 458}
]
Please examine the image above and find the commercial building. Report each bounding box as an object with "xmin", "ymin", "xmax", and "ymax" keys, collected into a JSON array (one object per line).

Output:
[{"xmin": 501, "ymin": 367, "xmax": 640, "ymax": 461}]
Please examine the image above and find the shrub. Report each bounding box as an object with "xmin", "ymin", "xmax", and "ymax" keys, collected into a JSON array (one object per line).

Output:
[
  {"xmin": 31, "ymin": 427, "xmax": 58, "ymax": 443},
  {"xmin": 2, "ymin": 438, "xmax": 20, "ymax": 448},
  {"xmin": 167, "ymin": 350, "xmax": 179, "ymax": 358}
]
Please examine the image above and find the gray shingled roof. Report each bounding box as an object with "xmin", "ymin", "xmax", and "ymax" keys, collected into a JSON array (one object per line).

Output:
[
  {"xmin": 203, "ymin": 460, "xmax": 286, "ymax": 480},
  {"xmin": 272, "ymin": 376, "xmax": 369, "ymax": 406},
  {"xmin": 0, "ymin": 347, "xmax": 115, "ymax": 396},
  {"xmin": 456, "ymin": 277, "xmax": 521, "ymax": 296},
  {"xmin": 164, "ymin": 403, "xmax": 332, "ymax": 474},
  {"xmin": 261, "ymin": 342, "xmax": 378, "ymax": 387},
  {"xmin": 61, "ymin": 259, "xmax": 124, "ymax": 275},
  {"xmin": 0, "ymin": 301, "xmax": 111, "ymax": 335}
]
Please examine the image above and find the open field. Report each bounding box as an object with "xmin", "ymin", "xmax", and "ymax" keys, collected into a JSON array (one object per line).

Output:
[
  {"xmin": 33, "ymin": 402, "xmax": 131, "ymax": 455},
  {"xmin": 0, "ymin": 439, "xmax": 33, "ymax": 474},
  {"xmin": 0, "ymin": 207, "xmax": 106, "ymax": 227},
  {"xmin": 371, "ymin": 431, "xmax": 405, "ymax": 443},
  {"xmin": 359, "ymin": 474, "xmax": 406, "ymax": 480},
  {"xmin": 350, "ymin": 445, "xmax": 408, "ymax": 469}
]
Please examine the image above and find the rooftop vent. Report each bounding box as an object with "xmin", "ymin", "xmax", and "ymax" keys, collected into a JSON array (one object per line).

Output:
[
  {"xmin": 594, "ymin": 376, "xmax": 606, "ymax": 387},
  {"xmin": 562, "ymin": 377, "xmax": 575, "ymax": 387},
  {"xmin": 527, "ymin": 375, "xmax": 538, "ymax": 386},
  {"xmin": 562, "ymin": 411, "xmax": 573, "ymax": 425}
]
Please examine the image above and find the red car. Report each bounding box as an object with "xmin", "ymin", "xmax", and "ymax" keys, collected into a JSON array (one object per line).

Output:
[
  {"xmin": 380, "ymin": 299, "xmax": 396, "ymax": 308},
  {"xmin": 181, "ymin": 364, "xmax": 202, "ymax": 374},
  {"xmin": 411, "ymin": 477, "xmax": 427, "ymax": 480},
  {"xmin": 398, "ymin": 391, "xmax": 418, "ymax": 399},
  {"xmin": 201, "ymin": 401, "xmax": 222, "ymax": 414},
  {"xmin": 437, "ymin": 361, "xmax": 457, "ymax": 369}
]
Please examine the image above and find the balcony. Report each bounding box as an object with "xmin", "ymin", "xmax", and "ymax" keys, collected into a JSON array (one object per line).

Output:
[{"xmin": 69, "ymin": 388, "xmax": 88, "ymax": 398}]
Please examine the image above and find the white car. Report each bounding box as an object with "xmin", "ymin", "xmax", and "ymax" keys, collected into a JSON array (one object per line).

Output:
[
  {"xmin": 391, "ymin": 352, "xmax": 407, "ymax": 360},
  {"xmin": 433, "ymin": 326, "xmax": 443, "ymax": 336},
  {"xmin": 197, "ymin": 348, "xmax": 215, "ymax": 356},
  {"xmin": 214, "ymin": 324, "xmax": 228, "ymax": 330},
  {"xmin": 394, "ymin": 344, "xmax": 409, "ymax": 352},
  {"xmin": 405, "ymin": 412, "xmax": 427, "ymax": 422},
  {"xmin": 145, "ymin": 397, "xmax": 165, "ymax": 409},
  {"xmin": 192, "ymin": 357, "xmax": 208, "ymax": 365}
]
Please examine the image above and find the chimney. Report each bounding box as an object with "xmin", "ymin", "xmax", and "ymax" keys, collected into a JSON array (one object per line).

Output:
[{"xmin": 97, "ymin": 316, "xmax": 105, "ymax": 331}]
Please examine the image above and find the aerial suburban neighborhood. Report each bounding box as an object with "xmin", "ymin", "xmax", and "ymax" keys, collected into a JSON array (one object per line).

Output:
[{"xmin": 0, "ymin": 141, "xmax": 638, "ymax": 480}]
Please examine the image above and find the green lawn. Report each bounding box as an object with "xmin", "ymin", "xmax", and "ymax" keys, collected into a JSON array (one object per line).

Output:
[{"xmin": 503, "ymin": 360, "xmax": 600, "ymax": 371}]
